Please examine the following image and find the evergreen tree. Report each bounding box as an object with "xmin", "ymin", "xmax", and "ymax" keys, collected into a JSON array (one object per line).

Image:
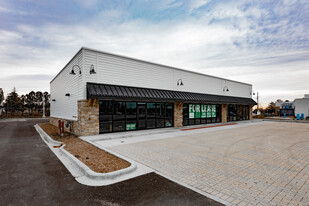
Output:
[
  {"xmin": 4, "ymin": 87, "xmax": 23, "ymax": 116},
  {"xmin": 1, "ymin": 88, "xmax": 50, "ymax": 117},
  {"xmin": 26, "ymin": 91, "xmax": 36, "ymax": 115},
  {"xmin": 0, "ymin": 89, "xmax": 3, "ymax": 105},
  {"xmin": 0, "ymin": 89, "xmax": 3, "ymax": 116}
]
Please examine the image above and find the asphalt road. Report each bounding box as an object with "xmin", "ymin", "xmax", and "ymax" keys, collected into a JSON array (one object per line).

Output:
[{"xmin": 0, "ymin": 119, "xmax": 222, "ymax": 206}]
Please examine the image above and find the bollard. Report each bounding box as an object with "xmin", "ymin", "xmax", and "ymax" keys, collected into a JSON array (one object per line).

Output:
[
  {"xmin": 58, "ymin": 120, "xmax": 61, "ymax": 135},
  {"xmin": 61, "ymin": 121, "xmax": 64, "ymax": 137}
]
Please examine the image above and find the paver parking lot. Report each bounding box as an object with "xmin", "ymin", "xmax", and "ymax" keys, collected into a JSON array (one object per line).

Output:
[{"xmin": 108, "ymin": 122, "xmax": 309, "ymax": 206}]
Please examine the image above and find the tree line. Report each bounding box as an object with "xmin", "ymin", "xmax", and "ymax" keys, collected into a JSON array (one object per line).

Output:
[
  {"xmin": 0, "ymin": 88, "xmax": 50, "ymax": 117},
  {"xmin": 253, "ymin": 99, "xmax": 292, "ymax": 117}
]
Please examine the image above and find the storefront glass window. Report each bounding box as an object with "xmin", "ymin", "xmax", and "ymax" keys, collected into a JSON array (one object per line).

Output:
[
  {"xmin": 227, "ymin": 105, "xmax": 249, "ymax": 122},
  {"xmin": 137, "ymin": 102, "xmax": 146, "ymax": 129},
  {"xmin": 99, "ymin": 101, "xmax": 113, "ymax": 133},
  {"xmin": 183, "ymin": 103, "xmax": 221, "ymax": 126},
  {"xmin": 165, "ymin": 103, "xmax": 173, "ymax": 127},
  {"xmin": 99, "ymin": 101, "xmax": 174, "ymax": 133},
  {"xmin": 126, "ymin": 102, "xmax": 137, "ymax": 119},
  {"xmin": 183, "ymin": 104, "xmax": 189, "ymax": 126},
  {"xmin": 113, "ymin": 102, "xmax": 125, "ymax": 120}
]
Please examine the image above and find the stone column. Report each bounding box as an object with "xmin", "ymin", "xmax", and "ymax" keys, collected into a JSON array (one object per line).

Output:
[
  {"xmin": 249, "ymin": 105, "xmax": 253, "ymax": 120},
  {"xmin": 174, "ymin": 102, "xmax": 183, "ymax": 127},
  {"xmin": 78, "ymin": 99, "xmax": 99, "ymax": 136},
  {"xmin": 221, "ymin": 104, "xmax": 228, "ymax": 123}
]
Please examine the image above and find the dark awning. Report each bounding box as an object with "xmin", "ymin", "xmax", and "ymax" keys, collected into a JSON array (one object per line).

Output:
[{"xmin": 87, "ymin": 82, "xmax": 256, "ymax": 105}]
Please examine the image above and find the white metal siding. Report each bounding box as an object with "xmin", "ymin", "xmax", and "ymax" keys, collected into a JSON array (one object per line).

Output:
[
  {"xmin": 50, "ymin": 51, "xmax": 83, "ymax": 120},
  {"xmin": 81, "ymin": 49, "xmax": 252, "ymax": 99},
  {"xmin": 295, "ymin": 98, "xmax": 309, "ymax": 117},
  {"xmin": 51, "ymin": 47, "xmax": 254, "ymax": 120}
]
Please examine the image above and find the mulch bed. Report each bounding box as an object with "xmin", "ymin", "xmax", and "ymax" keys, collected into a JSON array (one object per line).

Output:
[{"xmin": 39, "ymin": 123, "xmax": 131, "ymax": 173}]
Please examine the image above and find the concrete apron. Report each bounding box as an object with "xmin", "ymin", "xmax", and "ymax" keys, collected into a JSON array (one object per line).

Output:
[
  {"xmin": 34, "ymin": 124, "xmax": 153, "ymax": 186},
  {"xmin": 82, "ymin": 120, "xmax": 266, "ymax": 148}
]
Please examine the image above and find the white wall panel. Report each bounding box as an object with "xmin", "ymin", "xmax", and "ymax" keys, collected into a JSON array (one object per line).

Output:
[
  {"xmin": 50, "ymin": 51, "xmax": 83, "ymax": 120},
  {"xmin": 295, "ymin": 98, "xmax": 309, "ymax": 117},
  {"xmin": 82, "ymin": 48, "xmax": 252, "ymax": 99}
]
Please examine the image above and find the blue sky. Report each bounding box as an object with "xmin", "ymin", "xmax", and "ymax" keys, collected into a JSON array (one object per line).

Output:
[{"xmin": 0, "ymin": 0, "xmax": 308, "ymax": 106}]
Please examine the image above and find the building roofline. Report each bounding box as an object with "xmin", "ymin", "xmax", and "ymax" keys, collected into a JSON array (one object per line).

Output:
[
  {"xmin": 295, "ymin": 98, "xmax": 309, "ymax": 100},
  {"xmin": 50, "ymin": 48, "xmax": 83, "ymax": 83},
  {"xmin": 51, "ymin": 46, "xmax": 252, "ymax": 87}
]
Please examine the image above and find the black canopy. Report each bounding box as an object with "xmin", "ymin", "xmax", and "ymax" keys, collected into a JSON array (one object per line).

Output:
[{"xmin": 87, "ymin": 82, "xmax": 256, "ymax": 105}]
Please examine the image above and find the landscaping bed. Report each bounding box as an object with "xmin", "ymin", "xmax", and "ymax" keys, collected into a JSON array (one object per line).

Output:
[{"xmin": 39, "ymin": 123, "xmax": 131, "ymax": 173}]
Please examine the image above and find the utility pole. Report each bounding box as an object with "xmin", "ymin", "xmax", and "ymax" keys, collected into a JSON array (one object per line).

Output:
[{"xmin": 257, "ymin": 92, "xmax": 259, "ymax": 111}]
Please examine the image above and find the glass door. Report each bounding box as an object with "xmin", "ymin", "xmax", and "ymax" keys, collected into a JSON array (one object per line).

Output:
[{"xmin": 137, "ymin": 102, "xmax": 146, "ymax": 129}]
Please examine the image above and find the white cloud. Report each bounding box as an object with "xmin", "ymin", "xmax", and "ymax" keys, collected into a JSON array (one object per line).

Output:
[
  {"xmin": 0, "ymin": 6, "xmax": 11, "ymax": 13},
  {"xmin": 189, "ymin": 0, "xmax": 211, "ymax": 11},
  {"xmin": 0, "ymin": 0, "xmax": 308, "ymax": 106}
]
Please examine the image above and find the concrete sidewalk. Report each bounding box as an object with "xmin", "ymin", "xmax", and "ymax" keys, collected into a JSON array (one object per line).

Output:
[{"xmin": 82, "ymin": 120, "xmax": 265, "ymax": 147}]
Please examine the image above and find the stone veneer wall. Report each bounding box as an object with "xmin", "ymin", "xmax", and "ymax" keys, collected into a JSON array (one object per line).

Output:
[
  {"xmin": 249, "ymin": 105, "xmax": 253, "ymax": 120},
  {"xmin": 77, "ymin": 100, "xmax": 99, "ymax": 136},
  {"xmin": 221, "ymin": 104, "xmax": 228, "ymax": 123},
  {"xmin": 174, "ymin": 102, "xmax": 183, "ymax": 127},
  {"xmin": 50, "ymin": 99, "xmax": 99, "ymax": 136}
]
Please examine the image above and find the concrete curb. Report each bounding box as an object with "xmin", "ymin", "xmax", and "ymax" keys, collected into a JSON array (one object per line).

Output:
[
  {"xmin": 79, "ymin": 138, "xmax": 137, "ymax": 180},
  {"xmin": 35, "ymin": 124, "xmax": 138, "ymax": 186},
  {"xmin": 58, "ymin": 143, "xmax": 137, "ymax": 181},
  {"xmin": 262, "ymin": 119, "xmax": 309, "ymax": 123},
  {"xmin": 34, "ymin": 124, "xmax": 62, "ymax": 146}
]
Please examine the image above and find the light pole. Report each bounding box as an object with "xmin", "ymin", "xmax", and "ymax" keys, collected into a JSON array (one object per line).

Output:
[
  {"xmin": 251, "ymin": 91, "xmax": 259, "ymax": 114},
  {"xmin": 256, "ymin": 92, "xmax": 259, "ymax": 111},
  {"xmin": 42, "ymin": 95, "xmax": 46, "ymax": 118}
]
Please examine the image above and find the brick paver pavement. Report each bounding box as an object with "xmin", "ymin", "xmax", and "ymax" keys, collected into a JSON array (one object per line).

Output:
[{"xmin": 109, "ymin": 122, "xmax": 309, "ymax": 206}]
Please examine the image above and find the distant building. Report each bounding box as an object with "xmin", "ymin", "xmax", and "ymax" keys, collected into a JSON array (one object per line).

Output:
[
  {"xmin": 278, "ymin": 101, "xmax": 295, "ymax": 117},
  {"xmin": 294, "ymin": 94, "xmax": 309, "ymax": 118},
  {"xmin": 275, "ymin": 100, "xmax": 283, "ymax": 108}
]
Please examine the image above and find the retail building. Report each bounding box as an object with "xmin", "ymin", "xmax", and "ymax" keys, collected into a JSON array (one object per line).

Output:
[{"xmin": 50, "ymin": 47, "xmax": 256, "ymax": 136}]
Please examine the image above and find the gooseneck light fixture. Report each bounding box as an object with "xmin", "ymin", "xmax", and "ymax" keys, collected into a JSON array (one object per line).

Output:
[
  {"xmin": 223, "ymin": 86, "xmax": 229, "ymax": 92},
  {"xmin": 90, "ymin": 64, "xmax": 96, "ymax": 74},
  {"xmin": 70, "ymin": 65, "xmax": 82, "ymax": 75},
  {"xmin": 177, "ymin": 79, "xmax": 184, "ymax": 86}
]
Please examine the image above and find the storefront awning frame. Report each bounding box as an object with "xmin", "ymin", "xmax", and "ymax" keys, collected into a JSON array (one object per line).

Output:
[{"xmin": 87, "ymin": 82, "xmax": 257, "ymax": 105}]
